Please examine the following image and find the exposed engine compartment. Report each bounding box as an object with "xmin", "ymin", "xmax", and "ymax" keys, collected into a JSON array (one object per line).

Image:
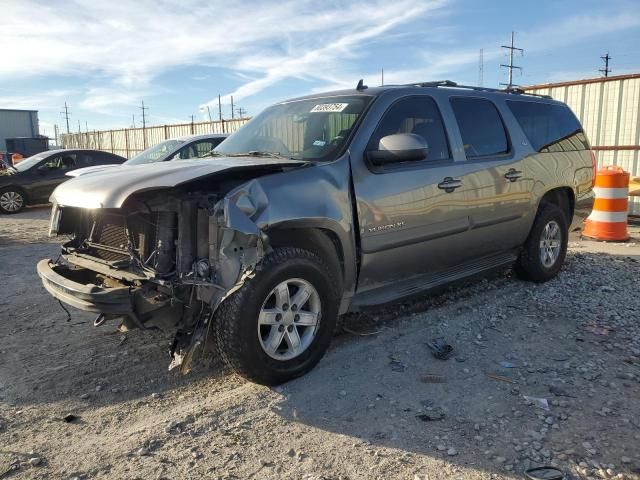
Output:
[{"xmin": 49, "ymin": 181, "xmax": 267, "ymax": 373}]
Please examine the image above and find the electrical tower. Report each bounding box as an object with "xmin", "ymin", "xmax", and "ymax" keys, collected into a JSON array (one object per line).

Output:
[
  {"xmin": 500, "ymin": 31, "xmax": 524, "ymax": 89},
  {"xmin": 478, "ymin": 49, "xmax": 484, "ymax": 86},
  {"xmin": 60, "ymin": 102, "xmax": 71, "ymax": 134},
  {"xmin": 600, "ymin": 52, "xmax": 612, "ymax": 77},
  {"xmin": 235, "ymin": 107, "xmax": 247, "ymax": 119}
]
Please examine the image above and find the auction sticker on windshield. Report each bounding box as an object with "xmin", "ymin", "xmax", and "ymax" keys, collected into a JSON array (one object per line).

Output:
[{"xmin": 310, "ymin": 103, "xmax": 348, "ymax": 113}]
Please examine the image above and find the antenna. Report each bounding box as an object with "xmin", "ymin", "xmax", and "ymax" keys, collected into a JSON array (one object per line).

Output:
[
  {"xmin": 478, "ymin": 49, "xmax": 484, "ymax": 87},
  {"xmin": 500, "ymin": 31, "xmax": 524, "ymax": 89},
  {"xmin": 600, "ymin": 52, "xmax": 612, "ymax": 77},
  {"xmin": 381, "ymin": 68, "xmax": 384, "ymax": 86},
  {"xmin": 356, "ymin": 79, "xmax": 368, "ymax": 90}
]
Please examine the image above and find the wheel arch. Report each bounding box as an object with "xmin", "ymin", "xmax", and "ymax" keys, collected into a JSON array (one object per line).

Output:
[
  {"xmin": 265, "ymin": 225, "xmax": 346, "ymax": 292},
  {"xmin": 537, "ymin": 186, "xmax": 575, "ymax": 222}
]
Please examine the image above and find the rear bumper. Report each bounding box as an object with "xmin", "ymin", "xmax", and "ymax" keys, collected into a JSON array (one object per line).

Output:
[
  {"xmin": 571, "ymin": 189, "xmax": 595, "ymax": 231},
  {"xmin": 37, "ymin": 259, "xmax": 133, "ymax": 314}
]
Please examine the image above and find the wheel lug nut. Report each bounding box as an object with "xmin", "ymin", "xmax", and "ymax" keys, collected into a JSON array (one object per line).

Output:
[
  {"xmin": 276, "ymin": 313, "xmax": 282, "ymax": 321},
  {"xmin": 291, "ymin": 304, "xmax": 298, "ymax": 311},
  {"xmin": 287, "ymin": 325, "xmax": 293, "ymax": 332},
  {"xmin": 294, "ymin": 314, "xmax": 300, "ymax": 321},
  {"xmin": 282, "ymin": 304, "xmax": 289, "ymax": 311},
  {"xmin": 278, "ymin": 325, "xmax": 285, "ymax": 332}
]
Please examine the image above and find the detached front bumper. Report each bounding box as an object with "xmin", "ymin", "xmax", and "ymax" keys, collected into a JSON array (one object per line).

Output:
[{"xmin": 37, "ymin": 259, "xmax": 133, "ymax": 315}]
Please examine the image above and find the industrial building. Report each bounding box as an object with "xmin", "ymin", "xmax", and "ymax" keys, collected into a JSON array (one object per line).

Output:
[
  {"xmin": 525, "ymin": 73, "xmax": 640, "ymax": 215},
  {"xmin": 0, "ymin": 108, "xmax": 40, "ymax": 152}
]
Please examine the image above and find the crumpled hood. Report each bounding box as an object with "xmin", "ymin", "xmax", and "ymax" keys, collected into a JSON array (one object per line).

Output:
[{"xmin": 51, "ymin": 157, "xmax": 306, "ymax": 209}]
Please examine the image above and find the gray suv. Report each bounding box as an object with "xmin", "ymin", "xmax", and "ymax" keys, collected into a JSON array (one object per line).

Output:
[{"xmin": 38, "ymin": 80, "xmax": 595, "ymax": 385}]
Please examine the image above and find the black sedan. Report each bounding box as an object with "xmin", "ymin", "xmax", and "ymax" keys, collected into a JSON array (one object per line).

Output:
[{"xmin": 0, "ymin": 149, "xmax": 126, "ymax": 214}]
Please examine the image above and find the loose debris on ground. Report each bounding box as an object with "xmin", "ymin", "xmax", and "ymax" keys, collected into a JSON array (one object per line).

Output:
[{"xmin": 1, "ymin": 208, "xmax": 640, "ymax": 479}]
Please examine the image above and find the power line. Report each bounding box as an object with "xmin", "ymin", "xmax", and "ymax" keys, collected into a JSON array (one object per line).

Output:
[
  {"xmin": 600, "ymin": 52, "xmax": 612, "ymax": 77},
  {"xmin": 60, "ymin": 102, "xmax": 71, "ymax": 134},
  {"xmin": 500, "ymin": 31, "xmax": 524, "ymax": 89}
]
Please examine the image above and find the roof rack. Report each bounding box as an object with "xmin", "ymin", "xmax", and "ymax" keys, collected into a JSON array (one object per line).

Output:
[{"xmin": 398, "ymin": 80, "xmax": 552, "ymax": 99}]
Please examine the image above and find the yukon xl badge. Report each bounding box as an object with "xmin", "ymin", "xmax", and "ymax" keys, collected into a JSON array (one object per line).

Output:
[{"xmin": 367, "ymin": 221, "xmax": 405, "ymax": 233}]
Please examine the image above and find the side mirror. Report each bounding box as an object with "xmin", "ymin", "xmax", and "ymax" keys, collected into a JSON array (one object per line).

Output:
[{"xmin": 366, "ymin": 133, "xmax": 429, "ymax": 166}]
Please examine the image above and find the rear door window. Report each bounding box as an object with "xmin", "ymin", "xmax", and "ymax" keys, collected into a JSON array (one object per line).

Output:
[
  {"xmin": 450, "ymin": 97, "xmax": 509, "ymax": 159},
  {"xmin": 506, "ymin": 100, "xmax": 589, "ymax": 152}
]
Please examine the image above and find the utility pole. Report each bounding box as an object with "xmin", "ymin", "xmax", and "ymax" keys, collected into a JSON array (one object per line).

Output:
[
  {"xmin": 381, "ymin": 67, "xmax": 384, "ymax": 86},
  {"xmin": 478, "ymin": 49, "xmax": 484, "ymax": 86},
  {"xmin": 132, "ymin": 114, "xmax": 135, "ymax": 128},
  {"xmin": 500, "ymin": 31, "xmax": 523, "ymax": 89},
  {"xmin": 190, "ymin": 114, "xmax": 195, "ymax": 134},
  {"xmin": 600, "ymin": 52, "xmax": 612, "ymax": 77},
  {"xmin": 60, "ymin": 102, "xmax": 71, "ymax": 134},
  {"xmin": 140, "ymin": 100, "xmax": 149, "ymax": 148},
  {"xmin": 236, "ymin": 107, "xmax": 247, "ymax": 119},
  {"xmin": 218, "ymin": 94, "xmax": 224, "ymax": 133},
  {"xmin": 54, "ymin": 124, "xmax": 59, "ymax": 146},
  {"xmin": 230, "ymin": 95, "xmax": 235, "ymax": 119}
]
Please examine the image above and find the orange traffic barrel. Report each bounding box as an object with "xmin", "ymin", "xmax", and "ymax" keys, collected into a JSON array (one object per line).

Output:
[{"xmin": 582, "ymin": 165, "xmax": 630, "ymax": 241}]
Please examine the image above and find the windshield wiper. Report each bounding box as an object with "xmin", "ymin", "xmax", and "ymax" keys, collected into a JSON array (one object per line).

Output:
[
  {"xmin": 226, "ymin": 151, "xmax": 285, "ymax": 158},
  {"xmin": 199, "ymin": 150, "xmax": 225, "ymax": 158}
]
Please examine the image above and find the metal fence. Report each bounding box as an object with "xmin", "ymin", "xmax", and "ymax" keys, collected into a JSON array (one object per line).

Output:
[
  {"xmin": 525, "ymin": 73, "xmax": 640, "ymax": 215},
  {"xmin": 60, "ymin": 118, "xmax": 250, "ymax": 159}
]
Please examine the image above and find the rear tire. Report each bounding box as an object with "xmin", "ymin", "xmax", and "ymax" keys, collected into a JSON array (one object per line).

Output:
[
  {"xmin": 213, "ymin": 247, "xmax": 339, "ymax": 385},
  {"xmin": 0, "ymin": 187, "xmax": 26, "ymax": 214},
  {"xmin": 514, "ymin": 204, "xmax": 568, "ymax": 283}
]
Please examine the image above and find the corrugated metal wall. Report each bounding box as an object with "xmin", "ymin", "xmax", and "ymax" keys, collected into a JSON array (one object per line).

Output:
[
  {"xmin": 0, "ymin": 109, "xmax": 39, "ymax": 151},
  {"xmin": 60, "ymin": 118, "xmax": 250, "ymax": 159},
  {"xmin": 525, "ymin": 74, "xmax": 640, "ymax": 215}
]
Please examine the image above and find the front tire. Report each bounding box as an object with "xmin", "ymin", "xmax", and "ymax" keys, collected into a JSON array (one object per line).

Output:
[
  {"xmin": 0, "ymin": 187, "xmax": 26, "ymax": 214},
  {"xmin": 514, "ymin": 204, "xmax": 568, "ymax": 283},
  {"xmin": 213, "ymin": 247, "xmax": 339, "ymax": 385}
]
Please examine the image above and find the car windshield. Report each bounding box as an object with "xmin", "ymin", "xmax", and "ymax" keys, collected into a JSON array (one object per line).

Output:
[
  {"xmin": 125, "ymin": 139, "xmax": 184, "ymax": 165},
  {"xmin": 214, "ymin": 95, "xmax": 373, "ymax": 161},
  {"xmin": 13, "ymin": 151, "xmax": 53, "ymax": 172}
]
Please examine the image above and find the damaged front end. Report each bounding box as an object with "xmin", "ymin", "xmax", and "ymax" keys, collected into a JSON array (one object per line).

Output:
[{"xmin": 39, "ymin": 182, "xmax": 269, "ymax": 374}]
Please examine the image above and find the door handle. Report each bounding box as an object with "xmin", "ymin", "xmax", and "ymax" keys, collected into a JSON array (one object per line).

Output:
[
  {"xmin": 437, "ymin": 177, "xmax": 462, "ymax": 193},
  {"xmin": 504, "ymin": 168, "xmax": 522, "ymax": 182}
]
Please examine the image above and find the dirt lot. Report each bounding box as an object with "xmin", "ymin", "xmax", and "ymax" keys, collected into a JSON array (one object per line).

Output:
[{"xmin": 1, "ymin": 207, "xmax": 640, "ymax": 480}]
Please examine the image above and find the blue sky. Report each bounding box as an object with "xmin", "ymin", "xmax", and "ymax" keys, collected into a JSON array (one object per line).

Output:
[{"xmin": 1, "ymin": 0, "xmax": 639, "ymax": 138}]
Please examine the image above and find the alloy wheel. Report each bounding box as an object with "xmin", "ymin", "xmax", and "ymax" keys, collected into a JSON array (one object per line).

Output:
[
  {"xmin": 0, "ymin": 191, "xmax": 24, "ymax": 212},
  {"xmin": 539, "ymin": 220, "xmax": 561, "ymax": 268},
  {"xmin": 257, "ymin": 278, "xmax": 321, "ymax": 361}
]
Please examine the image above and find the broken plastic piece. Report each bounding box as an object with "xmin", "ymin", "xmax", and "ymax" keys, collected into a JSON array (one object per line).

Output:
[
  {"xmin": 523, "ymin": 395, "xmax": 550, "ymax": 411},
  {"xmin": 426, "ymin": 337, "xmax": 453, "ymax": 360},
  {"xmin": 524, "ymin": 466, "xmax": 564, "ymax": 480}
]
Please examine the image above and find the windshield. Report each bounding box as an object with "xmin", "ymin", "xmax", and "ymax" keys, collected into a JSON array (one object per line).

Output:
[
  {"xmin": 215, "ymin": 95, "xmax": 373, "ymax": 161},
  {"xmin": 14, "ymin": 151, "xmax": 53, "ymax": 172},
  {"xmin": 125, "ymin": 139, "xmax": 184, "ymax": 165}
]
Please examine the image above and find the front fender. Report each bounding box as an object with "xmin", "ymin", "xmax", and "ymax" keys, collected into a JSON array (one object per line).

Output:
[{"xmin": 223, "ymin": 156, "xmax": 357, "ymax": 309}]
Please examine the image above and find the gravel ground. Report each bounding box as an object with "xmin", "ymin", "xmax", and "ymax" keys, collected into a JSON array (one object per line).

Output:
[{"xmin": 1, "ymin": 206, "xmax": 640, "ymax": 480}]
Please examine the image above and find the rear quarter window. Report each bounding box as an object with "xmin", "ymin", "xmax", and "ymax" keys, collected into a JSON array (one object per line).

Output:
[{"xmin": 506, "ymin": 100, "xmax": 589, "ymax": 152}]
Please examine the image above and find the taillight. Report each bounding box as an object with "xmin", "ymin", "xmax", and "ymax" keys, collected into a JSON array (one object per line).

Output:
[{"xmin": 591, "ymin": 150, "xmax": 597, "ymax": 187}]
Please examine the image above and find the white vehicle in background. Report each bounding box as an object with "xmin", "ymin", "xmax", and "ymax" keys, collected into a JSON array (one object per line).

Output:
[{"xmin": 67, "ymin": 133, "xmax": 228, "ymax": 177}]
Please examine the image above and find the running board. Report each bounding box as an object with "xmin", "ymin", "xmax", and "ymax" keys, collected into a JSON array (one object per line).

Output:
[{"xmin": 350, "ymin": 250, "xmax": 518, "ymax": 310}]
